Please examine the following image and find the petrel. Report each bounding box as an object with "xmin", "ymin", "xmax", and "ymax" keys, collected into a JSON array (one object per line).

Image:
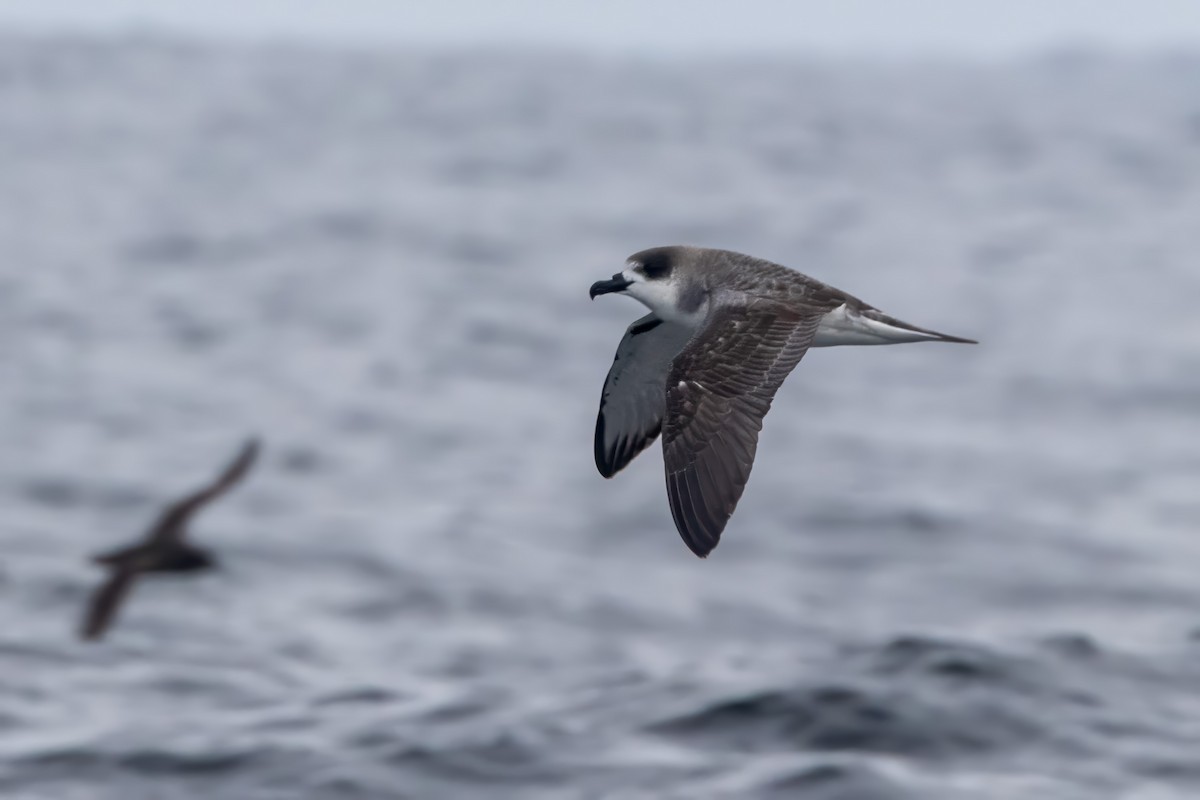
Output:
[
  {"xmin": 80, "ymin": 438, "xmax": 260, "ymax": 640},
  {"xmin": 590, "ymin": 246, "xmax": 975, "ymax": 558}
]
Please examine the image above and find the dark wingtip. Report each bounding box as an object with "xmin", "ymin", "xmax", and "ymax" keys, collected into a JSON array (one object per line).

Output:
[
  {"xmin": 79, "ymin": 599, "xmax": 108, "ymax": 642},
  {"xmin": 594, "ymin": 413, "xmax": 616, "ymax": 478},
  {"xmin": 667, "ymin": 471, "xmax": 722, "ymax": 559},
  {"xmin": 936, "ymin": 333, "xmax": 979, "ymax": 345},
  {"xmin": 226, "ymin": 437, "xmax": 262, "ymax": 480},
  {"xmin": 679, "ymin": 526, "xmax": 718, "ymax": 558}
]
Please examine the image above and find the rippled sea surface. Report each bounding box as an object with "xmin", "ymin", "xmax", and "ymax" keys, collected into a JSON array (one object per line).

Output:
[{"xmin": 2, "ymin": 34, "xmax": 1200, "ymax": 799}]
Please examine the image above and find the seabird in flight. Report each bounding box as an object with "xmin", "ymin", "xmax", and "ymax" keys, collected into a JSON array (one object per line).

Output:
[{"xmin": 590, "ymin": 246, "xmax": 975, "ymax": 557}]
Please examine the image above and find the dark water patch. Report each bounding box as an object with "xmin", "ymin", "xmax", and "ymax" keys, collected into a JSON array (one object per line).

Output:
[
  {"xmin": 461, "ymin": 319, "xmax": 562, "ymax": 375},
  {"xmin": 1184, "ymin": 110, "xmax": 1200, "ymax": 143},
  {"xmin": 118, "ymin": 747, "xmax": 258, "ymax": 775},
  {"xmin": 389, "ymin": 732, "xmax": 565, "ymax": 787},
  {"xmin": 334, "ymin": 590, "xmax": 449, "ymax": 622},
  {"xmin": 367, "ymin": 359, "xmax": 402, "ymax": 388},
  {"xmin": 311, "ymin": 686, "xmax": 399, "ymax": 708},
  {"xmin": 309, "ymin": 771, "xmax": 420, "ymax": 800},
  {"xmin": 1102, "ymin": 139, "xmax": 1186, "ymax": 193},
  {"xmin": 155, "ymin": 304, "xmax": 225, "ymax": 351},
  {"xmin": 969, "ymin": 230, "xmax": 1048, "ymax": 269},
  {"xmin": 1038, "ymin": 633, "xmax": 1104, "ymax": 661},
  {"xmin": 323, "ymin": 315, "xmax": 378, "ymax": 346},
  {"xmin": 19, "ymin": 477, "xmax": 85, "ymax": 509},
  {"xmin": 976, "ymin": 120, "xmax": 1040, "ymax": 169},
  {"xmin": 439, "ymin": 232, "xmax": 523, "ymax": 267},
  {"xmin": 0, "ymin": 680, "xmax": 49, "ymax": 704},
  {"xmin": 464, "ymin": 318, "xmax": 557, "ymax": 350},
  {"xmin": 299, "ymin": 209, "xmax": 391, "ymax": 244},
  {"xmin": 139, "ymin": 675, "xmax": 280, "ymax": 711},
  {"xmin": 800, "ymin": 504, "xmax": 960, "ymax": 538},
  {"xmin": 93, "ymin": 485, "xmax": 156, "ymax": 512},
  {"xmin": 413, "ymin": 693, "xmax": 502, "ymax": 725},
  {"xmin": 345, "ymin": 720, "xmax": 410, "ymax": 751},
  {"xmin": 0, "ymin": 709, "xmax": 29, "ymax": 732},
  {"xmin": 244, "ymin": 713, "xmax": 322, "ymax": 734},
  {"xmin": 269, "ymin": 638, "xmax": 340, "ymax": 671},
  {"xmin": 123, "ymin": 231, "xmax": 256, "ymax": 268},
  {"xmin": 0, "ymin": 639, "xmax": 79, "ymax": 668},
  {"xmin": 332, "ymin": 405, "xmax": 395, "ymax": 436},
  {"xmin": 761, "ymin": 762, "xmax": 913, "ymax": 800},
  {"xmin": 277, "ymin": 444, "xmax": 326, "ymax": 475},
  {"xmin": 26, "ymin": 306, "xmax": 87, "ymax": 337},
  {"xmin": 863, "ymin": 635, "xmax": 1041, "ymax": 692},
  {"xmin": 438, "ymin": 150, "xmax": 566, "ymax": 188},
  {"xmin": 1086, "ymin": 716, "xmax": 1171, "ymax": 743},
  {"xmin": 15, "ymin": 743, "xmax": 259, "ymax": 777},
  {"xmin": 327, "ymin": 557, "xmax": 449, "ymax": 621},
  {"xmin": 1128, "ymin": 755, "xmax": 1200, "ymax": 784},
  {"xmin": 648, "ymin": 681, "xmax": 1043, "ymax": 758},
  {"xmin": 262, "ymin": 545, "xmax": 416, "ymax": 586},
  {"xmin": 13, "ymin": 745, "xmax": 105, "ymax": 770}
]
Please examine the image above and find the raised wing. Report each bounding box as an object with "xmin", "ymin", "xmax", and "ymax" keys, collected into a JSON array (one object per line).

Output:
[
  {"xmin": 150, "ymin": 438, "xmax": 260, "ymax": 545},
  {"xmin": 80, "ymin": 568, "xmax": 139, "ymax": 641},
  {"xmin": 594, "ymin": 314, "xmax": 693, "ymax": 478},
  {"xmin": 662, "ymin": 303, "xmax": 823, "ymax": 557}
]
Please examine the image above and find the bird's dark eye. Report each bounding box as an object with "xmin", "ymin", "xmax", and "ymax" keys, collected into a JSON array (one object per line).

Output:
[{"xmin": 637, "ymin": 252, "xmax": 672, "ymax": 280}]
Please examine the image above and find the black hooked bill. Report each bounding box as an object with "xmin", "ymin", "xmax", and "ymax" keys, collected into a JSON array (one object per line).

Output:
[{"xmin": 589, "ymin": 274, "xmax": 632, "ymax": 299}]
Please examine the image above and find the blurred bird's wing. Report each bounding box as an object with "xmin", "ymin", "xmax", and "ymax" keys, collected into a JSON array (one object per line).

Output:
[
  {"xmin": 662, "ymin": 302, "xmax": 822, "ymax": 558},
  {"xmin": 594, "ymin": 315, "xmax": 693, "ymax": 478},
  {"xmin": 80, "ymin": 568, "xmax": 139, "ymax": 641},
  {"xmin": 149, "ymin": 438, "xmax": 260, "ymax": 545}
]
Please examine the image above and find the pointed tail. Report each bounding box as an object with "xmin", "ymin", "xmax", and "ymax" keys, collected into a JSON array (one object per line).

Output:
[{"xmin": 862, "ymin": 309, "xmax": 978, "ymax": 344}]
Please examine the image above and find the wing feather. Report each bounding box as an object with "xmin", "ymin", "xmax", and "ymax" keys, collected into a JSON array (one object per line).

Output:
[
  {"xmin": 80, "ymin": 568, "xmax": 139, "ymax": 641},
  {"xmin": 150, "ymin": 438, "xmax": 260, "ymax": 545},
  {"xmin": 661, "ymin": 303, "xmax": 823, "ymax": 556},
  {"xmin": 594, "ymin": 315, "xmax": 693, "ymax": 477}
]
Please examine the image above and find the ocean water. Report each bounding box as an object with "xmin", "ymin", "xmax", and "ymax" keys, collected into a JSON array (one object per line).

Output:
[{"xmin": 1, "ymin": 34, "xmax": 1200, "ymax": 799}]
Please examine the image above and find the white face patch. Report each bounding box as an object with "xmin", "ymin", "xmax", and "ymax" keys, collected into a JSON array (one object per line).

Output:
[
  {"xmin": 623, "ymin": 267, "xmax": 677, "ymax": 312},
  {"xmin": 620, "ymin": 265, "xmax": 705, "ymax": 327}
]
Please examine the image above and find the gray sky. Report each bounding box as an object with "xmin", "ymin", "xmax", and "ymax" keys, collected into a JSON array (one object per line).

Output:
[{"xmin": 2, "ymin": 0, "xmax": 1200, "ymax": 56}]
